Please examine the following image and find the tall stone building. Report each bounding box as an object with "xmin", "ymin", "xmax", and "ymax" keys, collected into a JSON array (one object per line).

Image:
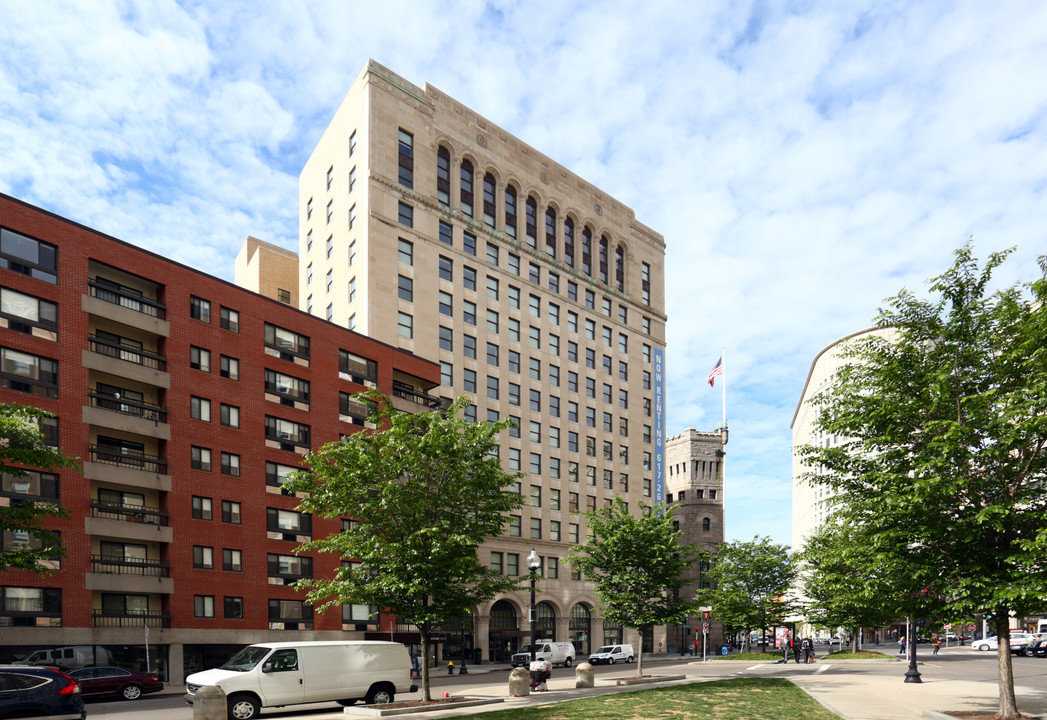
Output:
[
  {"xmin": 665, "ymin": 427, "xmax": 726, "ymax": 653},
  {"xmin": 268, "ymin": 61, "xmax": 669, "ymax": 661}
]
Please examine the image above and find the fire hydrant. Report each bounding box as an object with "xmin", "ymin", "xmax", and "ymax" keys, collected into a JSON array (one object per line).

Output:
[{"xmin": 447, "ymin": 661, "xmax": 454, "ymax": 675}]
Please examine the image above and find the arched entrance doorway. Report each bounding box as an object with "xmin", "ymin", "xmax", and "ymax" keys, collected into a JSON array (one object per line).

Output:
[
  {"xmin": 535, "ymin": 601, "xmax": 555, "ymax": 639},
  {"xmin": 570, "ymin": 604, "xmax": 592, "ymax": 655},
  {"xmin": 488, "ymin": 600, "xmax": 519, "ymax": 663}
]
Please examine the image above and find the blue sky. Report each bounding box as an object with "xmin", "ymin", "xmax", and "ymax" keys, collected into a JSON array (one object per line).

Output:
[{"xmin": 2, "ymin": 0, "xmax": 1045, "ymax": 546}]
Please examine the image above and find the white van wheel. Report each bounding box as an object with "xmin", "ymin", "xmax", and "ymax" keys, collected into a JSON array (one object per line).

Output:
[
  {"xmin": 366, "ymin": 684, "xmax": 395, "ymax": 705},
  {"xmin": 563, "ymin": 657, "xmax": 573, "ymax": 667},
  {"xmin": 627, "ymin": 656, "xmax": 634, "ymax": 663},
  {"xmin": 228, "ymin": 694, "xmax": 260, "ymax": 720},
  {"xmin": 337, "ymin": 699, "xmax": 358, "ymax": 706},
  {"xmin": 608, "ymin": 657, "xmax": 615, "ymax": 665}
]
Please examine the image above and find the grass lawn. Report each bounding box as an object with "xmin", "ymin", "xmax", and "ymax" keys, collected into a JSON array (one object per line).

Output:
[
  {"xmin": 441, "ymin": 677, "xmax": 839, "ymax": 720},
  {"xmin": 822, "ymin": 649, "xmax": 893, "ymax": 659},
  {"xmin": 715, "ymin": 651, "xmax": 784, "ymax": 661}
]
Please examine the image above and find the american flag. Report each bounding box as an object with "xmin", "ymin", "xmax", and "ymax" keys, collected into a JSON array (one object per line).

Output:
[{"xmin": 708, "ymin": 355, "xmax": 724, "ymax": 387}]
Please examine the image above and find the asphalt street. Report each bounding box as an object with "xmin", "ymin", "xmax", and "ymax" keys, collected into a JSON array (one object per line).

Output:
[{"xmin": 79, "ymin": 644, "xmax": 1047, "ymax": 720}]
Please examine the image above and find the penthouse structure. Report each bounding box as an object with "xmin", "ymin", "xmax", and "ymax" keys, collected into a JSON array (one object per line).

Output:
[
  {"xmin": 0, "ymin": 193, "xmax": 440, "ymax": 685},
  {"xmin": 255, "ymin": 61, "xmax": 671, "ymax": 660}
]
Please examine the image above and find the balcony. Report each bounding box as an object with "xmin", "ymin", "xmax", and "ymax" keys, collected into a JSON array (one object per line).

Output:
[
  {"xmin": 83, "ymin": 279, "xmax": 170, "ymax": 336},
  {"xmin": 85, "ymin": 554, "xmax": 174, "ymax": 594},
  {"xmin": 391, "ymin": 383, "xmax": 443, "ymax": 413},
  {"xmin": 92, "ymin": 611, "xmax": 170, "ymax": 629},
  {"xmin": 83, "ymin": 335, "xmax": 170, "ymax": 388},
  {"xmin": 83, "ymin": 390, "xmax": 170, "ymax": 440},
  {"xmin": 84, "ymin": 501, "xmax": 173, "ymax": 543},
  {"xmin": 82, "ymin": 445, "xmax": 171, "ymax": 492}
]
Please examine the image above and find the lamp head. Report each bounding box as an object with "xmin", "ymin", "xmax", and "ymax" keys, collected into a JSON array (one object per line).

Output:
[{"xmin": 527, "ymin": 548, "xmax": 540, "ymax": 570}]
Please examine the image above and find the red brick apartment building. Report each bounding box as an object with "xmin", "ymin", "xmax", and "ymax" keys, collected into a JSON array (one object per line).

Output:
[{"xmin": 0, "ymin": 193, "xmax": 440, "ymax": 685}]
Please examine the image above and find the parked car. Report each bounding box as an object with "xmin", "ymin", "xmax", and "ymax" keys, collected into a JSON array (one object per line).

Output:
[
  {"xmin": 68, "ymin": 665, "xmax": 163, "ymax": 700},
  {"xmin": 0, "ymin": 665, "xmax": 85, "ymax": 719},
  {"xmin": 1023, "ymin": 634, "xmax": 1047, "ymax": 658},
  {"xmin": 588, "ymin": 644, "xmax": 635, "ymax": 665},
  {"xmin": 1010, "ymin": 633, "xmax": 1034, "ymax": 656}
]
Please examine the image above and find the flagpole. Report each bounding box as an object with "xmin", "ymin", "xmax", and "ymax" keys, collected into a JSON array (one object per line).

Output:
[{"xmin": 721, "ymin": 347, "xmax": 727, "ymax": 431}]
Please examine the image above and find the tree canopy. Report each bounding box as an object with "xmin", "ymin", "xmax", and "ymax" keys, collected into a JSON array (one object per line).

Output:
[
  {"xmin": 0, "ymin": 403, "xmax": 78, "ymax": 574},
  {"xmin": 798, "ymin": 245, "xmax": 1047, "ymax": 719},
  {"xmin": 281, "ymin": 392, "xmax": 524, "ymax": 700},
  {"xmin": 570, "ymin": 498, "xmax": 700, "ymax": 677},
  {"xmin": 697, "ymin": 536, "xmax": 797, "ymax": 650}
]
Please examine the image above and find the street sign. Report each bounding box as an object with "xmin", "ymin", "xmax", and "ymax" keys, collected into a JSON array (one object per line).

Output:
[
  {"xmin": 703, "ymin": 623, "xmax": 710, "ymax": 634},
  {"xmin": 701, "ymin": 610, "xmax": 710, "ymax": 622},
  {"xmin": 968, "ymin": 624, "xmax": 976, "ymax": 631}
]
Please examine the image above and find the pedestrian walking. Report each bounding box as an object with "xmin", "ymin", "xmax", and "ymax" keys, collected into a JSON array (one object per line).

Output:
[
  {"xmin": 898, "ymin": 635, "xmax": 907, "ymax": 655},
  {"xmin": 801, "ymin": 637, "xmax": 815, "ymax": 663},
  {"xmin": 932, "ymin": 634, "xmax": 941, "ymax": 655},
  {"xmin": 792, "ymin": 638, "xmax": 802, "ymax": 664}
]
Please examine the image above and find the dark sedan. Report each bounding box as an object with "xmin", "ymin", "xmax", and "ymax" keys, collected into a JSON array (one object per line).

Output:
[
  {"xmin": 0, "ymin": 665, "xmax": 85, "ymax": 718},
  {"xmin": 68, "ymin": 666, "xmax": 163, "ymax": 700}
]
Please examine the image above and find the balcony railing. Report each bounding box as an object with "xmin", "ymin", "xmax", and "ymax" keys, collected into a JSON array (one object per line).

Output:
[
  {"xmin": 88, "ymin": 279, "xmax": 167, "ymax": 319},
  {"xmin": 89, "ymin": 500, "xmax": 168, "ymax": 526},
  {"xmin": 88, "ymin": 334, "xmax": 167, "ymax": 371},
  {"xmin": 89, "ymin": 444, "xmax": 168, "ymax": 474},
  {"xmin": 90, "ymin": 554, "xmax": 169, "ymax": 577},
  {"xmin": 392, "ymin": 384, "xmax": 442, "ymax": 409},
  {"xmin": 92, "ymin": 611, "xmax": 170, "ymax": 628},
  {"xmin": 89, "ymin": 390, "xmax": 167, "ymax": 424}
]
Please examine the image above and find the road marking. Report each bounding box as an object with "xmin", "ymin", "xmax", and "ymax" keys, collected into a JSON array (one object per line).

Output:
[
  {"xmin": 814, "ymin": 664, "xmax": 830, "ymax": 675},
  {"xmin": 747, "ymin": 664, "xmax": 767, "ymax": 671}
]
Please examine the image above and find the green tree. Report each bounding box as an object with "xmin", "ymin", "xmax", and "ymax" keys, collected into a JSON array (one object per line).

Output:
[
  {"xmin": 282, "ymin": 393, "xmax": 524, "ymax": 701},
  {"xmin": 799, "ymin": 245, "xmax": 1047, "ymax": 719},
  {"xmin": 569, "ymin": 498, "xmax": 700, "ymax": 677},
  {"xmin": 799, "ymin": 522, "xmax": 923, "ymax": 653},
  {"xmin": 0, "ymin": 403, "xmax": 78, "ymax": 573},
  {"xmin": 697, "ymin": 536, "xmax": 797, "ymax": 652}
]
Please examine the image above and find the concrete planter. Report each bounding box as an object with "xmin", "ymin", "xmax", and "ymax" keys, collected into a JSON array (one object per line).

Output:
[
  {"xmin": 343, "ymin": 697, "xmax": 503, "ymax": 716},
  {"xmin": 607, "ymin": 674, "xmax": 686, "ymax": 686}
]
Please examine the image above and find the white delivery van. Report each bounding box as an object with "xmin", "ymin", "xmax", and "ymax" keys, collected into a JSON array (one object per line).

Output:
[
  {"xmin": 588, "ymin": 644, "xmax": 635, "ymax": 665},
  {"xmin": 17, "ymin": 645, "xmax": 112, "ymax": 669},
  {"xmin": 184, "ymin": 641, "xmax": 417, "ymax": 719},
  {"xmin": 510, "ymin": 640, "xmax": 576, "ymax": 668}
]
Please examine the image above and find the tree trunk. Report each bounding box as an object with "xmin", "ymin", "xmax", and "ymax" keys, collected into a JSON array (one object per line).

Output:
[
  {"xmin": 850, "ymin": 627, "xmax": 859, "ymax": 654},
  {"xmin": 637, "ymin": 629, "xmax": 645, "ymax": 677},
  {"xmin": 994, "ymin": 615, "xmax": 1019, "ymax": 720},
  {"xmin": 420, "ymin": 631, "xmax": 431, "ymax": 701}
]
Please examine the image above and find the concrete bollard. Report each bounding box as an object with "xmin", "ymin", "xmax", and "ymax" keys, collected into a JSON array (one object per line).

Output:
[
  {"xmin": 509, "ymin": 666, "xmax": 531, "ymax": 696},
  {"xmin": 193, "ymin": 685, "xmax": 226, "ymax": 720},
  {"xmin": 575, "ymin": 662, "xmax": 595, "ymax": 688}
]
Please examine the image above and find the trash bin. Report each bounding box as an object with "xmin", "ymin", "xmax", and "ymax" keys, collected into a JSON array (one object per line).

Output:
[{"xmin": 474, "ymin": 648, "xmax": 483, "ymax": 664}]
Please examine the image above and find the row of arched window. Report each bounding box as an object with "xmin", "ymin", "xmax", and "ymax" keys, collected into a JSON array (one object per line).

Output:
[{"xmin": 435, "ymin": 146, "xmax": 628, "ymax": 293}]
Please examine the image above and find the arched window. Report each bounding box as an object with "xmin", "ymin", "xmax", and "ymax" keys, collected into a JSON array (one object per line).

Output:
[
  {"xmin": 563, "ymin": 218, "xmax": 575, "ymax": 268},
  {"xmin": 570, "ymin": 604, "xmax": 592, "ymax": 655},
  {"xmin": 460, "ymin": 160, "xmax": 474, "ymax": 218},
  {"xmin": 581, "ymin": 227, "xmax": 593, "ymax": 276},
  {"xmin": 504, "ymin": 185, "xmax": 518, "ymax": 239},
  {"xmin": 615, "ymin": 244, "xmax": 625, "ymax": 291},
  {"xmin": 525, "ymin": 196, "xmax": 538, "ymax": 249},
  {"xmin": 598, "ymin": 235, "xmax": 609, "ymax": 284},
  {"xmin": 702, "ymin": 517, "xmax": 711, "ymax": 532},
  {"xmin": 436, "ymin": 147, "xmax": 451, "ymax": 207},
  {"xmin": 535, "ymin": 601, "xmax": 555, "ymax": 638},
  {"xmin": 490, "ymin": 600, "xmax": 517, "ymax": 629},
  {"xmin": 545, "ymin": 207, "xmax": 557, "ymax": 259},
  {"xmin": 483, "ymin": 173, "xmax": 496, "ymax": 229}
]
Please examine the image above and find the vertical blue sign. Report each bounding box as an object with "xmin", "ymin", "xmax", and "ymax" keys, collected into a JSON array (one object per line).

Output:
[{"xmin": 653, "ymin": 347, "xmax": 666, "ymax": 504}]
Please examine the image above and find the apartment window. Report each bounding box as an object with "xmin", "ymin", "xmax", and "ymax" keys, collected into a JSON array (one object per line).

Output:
[
  {"xmin": 463, "ymin": 334, "xmax": 476, "ymax": 359},
  {"xmin": 438, "ymin": 326, "xmax": 453, "ymax": 352},
  {"xmin": 569, "ymin": 523, "xmax": 579, "ymax": 544},
  {"xmin": 306, "ymin": 264, "xmax": 313, "ymax": 285},
  {"xmin": 398, "ymin": 128, "xmax": 414, "ymax": 188},
  {"xmin": 509, "ymin": 448, "xmax": 521, "ymax": 471},
  {"xmin": 221, "ymin": 452, "xmax": 240, "ymax": 477},
  {"xmin": 463, "ymin": 369, "xmax": 477, "ymax": 393},
  {"xmin": 567, "ymin": 280, "xmax": 578, "ymax": 301},
  {"xmin": 507, "ymin": 553, "xmax": 520, "ymax": 576},
  {"xmin": 549, "ymin": 365, "xmax": 560, "ymax": 387},
  {"xmin": 192, "ymin": 496, "xmax": 212, "ymax": 520},
  {"xmin": 398, "ymin": 312, "xmax": 413, "ymax": 339},
  {"xmin": 568, "ymin": 429, "xmax": 578, "ymax": 450},
  {"xmin": 525, "ymin": 196, "xmax": 538, "ymax": 248},
  {"xmin": 528, "ymin": 326, "xmax": 540, "ymax": 348},
  {"xmin": 486, "ymin": 242, "xmax": 500, "ymax": 265},
  {"xmin": 602, "ymin": 297, "xmax": 612, "ymax": 316},
  {"xmin": 397, "ymin": 202, "xmax": 413, "ymax": 227},
  {"xmin": 529, "ymin": 294, "xmax": 540, "ymax": 317},
  {"xmin": 529, "ymin": 388, "xmax": 541, "ymax": 411},
  {"xmin": 348, "ymin": 204, "xmax": 357, "ymax": 230},
  {"xmin": 223, "ymin": 548, "xmax": 242, "ymax": 572},
  {"xmin": 189, "ymin": 346, "xmax": 210, "ymax": 373},
  {"xmin": 604, "ymin": 468, "xmax": 613, "ymax": 488},
  {"xmin": 620, "ymin": 389, "xmax": 629, "ymax": 409},
  {"xmin": 505, "ymin": 185, "xmax": 518, "ymax": 238},
  {"xmin": 508, "ymin": 382, "xmax": 520, "ymax": 406},
  {"xmin": 265, "ymin": 369, "xmax": 310, "ymax": 406},
  {"xmin": 220, "ymin": 355, "xmax": 239, "ymax": 380},
  {"xmin": 438, "ymin": 256, "xmax": 453, "ymax": 283},
  {"xmin": 190, "ymin": 296, "xmax": 210, "ymax": 323},
  {"xmin": 268, "ymin": 598, "xmax": 313, "ymax": 628},
  {"xmin": 306, "ymin": 197, "xmax": 313, "ymax": 220},
  {"xmin": 460, "ymin": 160, "xmax": 474, "ymax": 217},
  {"xmin": 440, "ymin": 362, "xmax": 453, "ymax": 386},
  {"xmin": 569, "ymin": 492, "xmax": 579, "ymax": 512},
  {"xmin": 0, "ymin": 287, "xmax": 57, "ymax": 336},
  {"xmin": 398, "ymin": 275, "xmax": 413, "ymax": 302},
  {"xmin": 463, "ymin": 232, "xmax": 476, "ymax": 257},
  {"xmin": 509, "ymin": 516, "xmax": 521, "ymax": 537},
  {"xmin": 463, "ymin": 266, "xmax": 477, "ymax": 291},
  {"xmin": 349, "ymin": 241, "xmax": 357, "ymax": 266},
  {"xmin": 486, "ymin": 342, "xmax": 499, "ymax": 365},
  {"xmin": 348, "ymin": 314, "xmax": 356, "ymax": 330},
  {"xmin": 264, "ymin": 323, "xmax": 310, "ymax": 362},
  {"xmin": 509, "ymin": 415, "xmax": 520, "ymax": 438},
  {"xmin": 568, "ymin": 463, "xmax": 579, "ymax": 483},
  {"xmin": 218, "ymin": 306, "xmax": 239, "ymax": 333},
  {"xmin": 619, "ymin": 333, "xmax": 629, "ymax": 353},
  {"xmin": 603, "ymin": 327, "xmax": 612, "ymax": 346},
  {"xmin": 585, "ymin": 378, "xmax": 596, "ymax": 398},
  {"xmin": 567, "ymin": 372, "xmax": 578, "ymax": 392},
  {"xmin": 585, "ymin": 289, "xmax": 595, "ymax": 309},
  {"xmin": 265, "ymin": 416, "xmax": 311, "ymax": 449},
  {"xmin": 306, "ymin": 294, "xmax": 312, "ymax": 313},
  {"xmin": 224, "ymin": 596, "xmax": 243, "ymax": 619},
  {"xmin": 437, "ymin": 146, "xmax": 451, "ymax": 206},
  {"xmin": 549, "ymin": 397, "xmax": 560, "ymax": 419},
  {"xmin": 349, "ymin": 166, "xmax": 357, "ymax": 192},
  {"xmin": 438, "ymin": 292, "xmax": 452, "ymax": 317},
  {"xmin": 191, "ymin": 446, "xmax": 212, "ymax": 471},
  {"xmin": 190, "ymin": 396, "xmax": 211, "ymax": 422},
  {"xmin": 348, "ymin": 277, "xmax": 357, "ymax": 302},
  {"xmin": 326, "ymin": 200, "xmax": 333, "ymax": 224},
  {"xmin": 602, "ymin": 383, "xmax": 612, "ymax": 403},
  {"xmin": 463, "ymin": 300, "xmax": 476, "ymax": 326},
  {"xmin": 0, "ymin": 227, "xmax": 58, "ymax": 283},
  {"xmin": 482, "ymin": 173, "xmax": 496, "ymax": 228},
  {"xmin": 529, "ymin": 484, "xmax": 542, "ymax": 508},
  {"xmin": 549, "ymin": 303, "xmax": 560, "ymax": 325},
  {"xmin": 267, "ymin": 507, "xmax": 312, "ymax": 537},
  {"xmin": 508, "ymin": 318, "xmax": 520, "ymax": 341},
  {"xmin": 550, "ymin": 520, "xmax": 562, "ymax": 542},
  {"xmin": 529, "ymin": 357, "xmax": 541, "ymax": 380},
  {"xmin": 486, "ymin": 276, "xmax": 499, "ymax": 300},
  {"xmin": 508, "ymin": 286, "xmax": 520, "ymax": 309},
  {"xmin": 326, "ymin": 269, "xmax": 333, "ymax": 293},
  {"xmin": 530, "ymin": 517, "xmax": 542, "ymax": 540},
  {"xmin": 508, "ymin": 350, "xmax": 520, "ymax": 374},
  {"xmin": 528, "ymin": 262, "xmax": 540, "ymax": 284},
  {"xmin": 641, "ymin": 262, "xmax": 651, "ymax": 304},
  {"xmin": 487, "ymin": 376, "xmax": 499, "ymax": 400},
  {"xmin": 222, "ymin": 500, "xmax": 241, "ymax": 524},
  {"xmin": 220, "ymin": 403, "xmax": 240, "ymax": 428},
  {"xmin": 508, "ymin": 253, "xmax": 520, "ymax": 276},
  {"xmin": 586, "ymin": 437, "xmax": 596, "ymax": 457},
  {"xmin": 529, "ymin": 420, "xmax": 541, "ymax": 443},
  {"xmin": 567, "ymin": 343, "xmax": 578, "ymax": 363},
  {"xmin": 195, "ymin": 595, "xmax": 215, "ymax": 618},
  {"xmin": 644, "ymin": 397, "xmax": 652, "ymax": 417},
  {"xmin": 567, "ymin": 311, "xmax": 577, "ymax": 333},
  {"xmin": 643, "ymin": 370, "xmax": 651, "ymax": 389},
  {"xmin": 193, "ymin": 545, "xmax": 214, "ymax": 569},
  {"xmin": 490, "ymin": 551, "xmax": 504, "ymax": 574}
]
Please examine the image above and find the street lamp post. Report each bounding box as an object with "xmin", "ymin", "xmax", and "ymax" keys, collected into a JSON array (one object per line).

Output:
[
  {"xmin": 527, "ymin": 548, "xmax": 540, "ymax": 664},
  {"xmin": 904, "ymin": 616, "xmax": 922, "ymax": 683}
]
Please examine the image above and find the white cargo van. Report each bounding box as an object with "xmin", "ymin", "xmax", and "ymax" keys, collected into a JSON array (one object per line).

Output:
[
  {"xmin": 17, "ymin": 645, "xmax": 112, "ymax": 669},
  {"xmin": 588, "ymin": 643, "xmax": 635, "ymax": 665},
  {"xmin": 184, "ymin": 641, "xmax": 417, "ymax": 719},
  {"xmin": 510, "ymin": 640, "xmax": 576, "ymax": 668}
]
